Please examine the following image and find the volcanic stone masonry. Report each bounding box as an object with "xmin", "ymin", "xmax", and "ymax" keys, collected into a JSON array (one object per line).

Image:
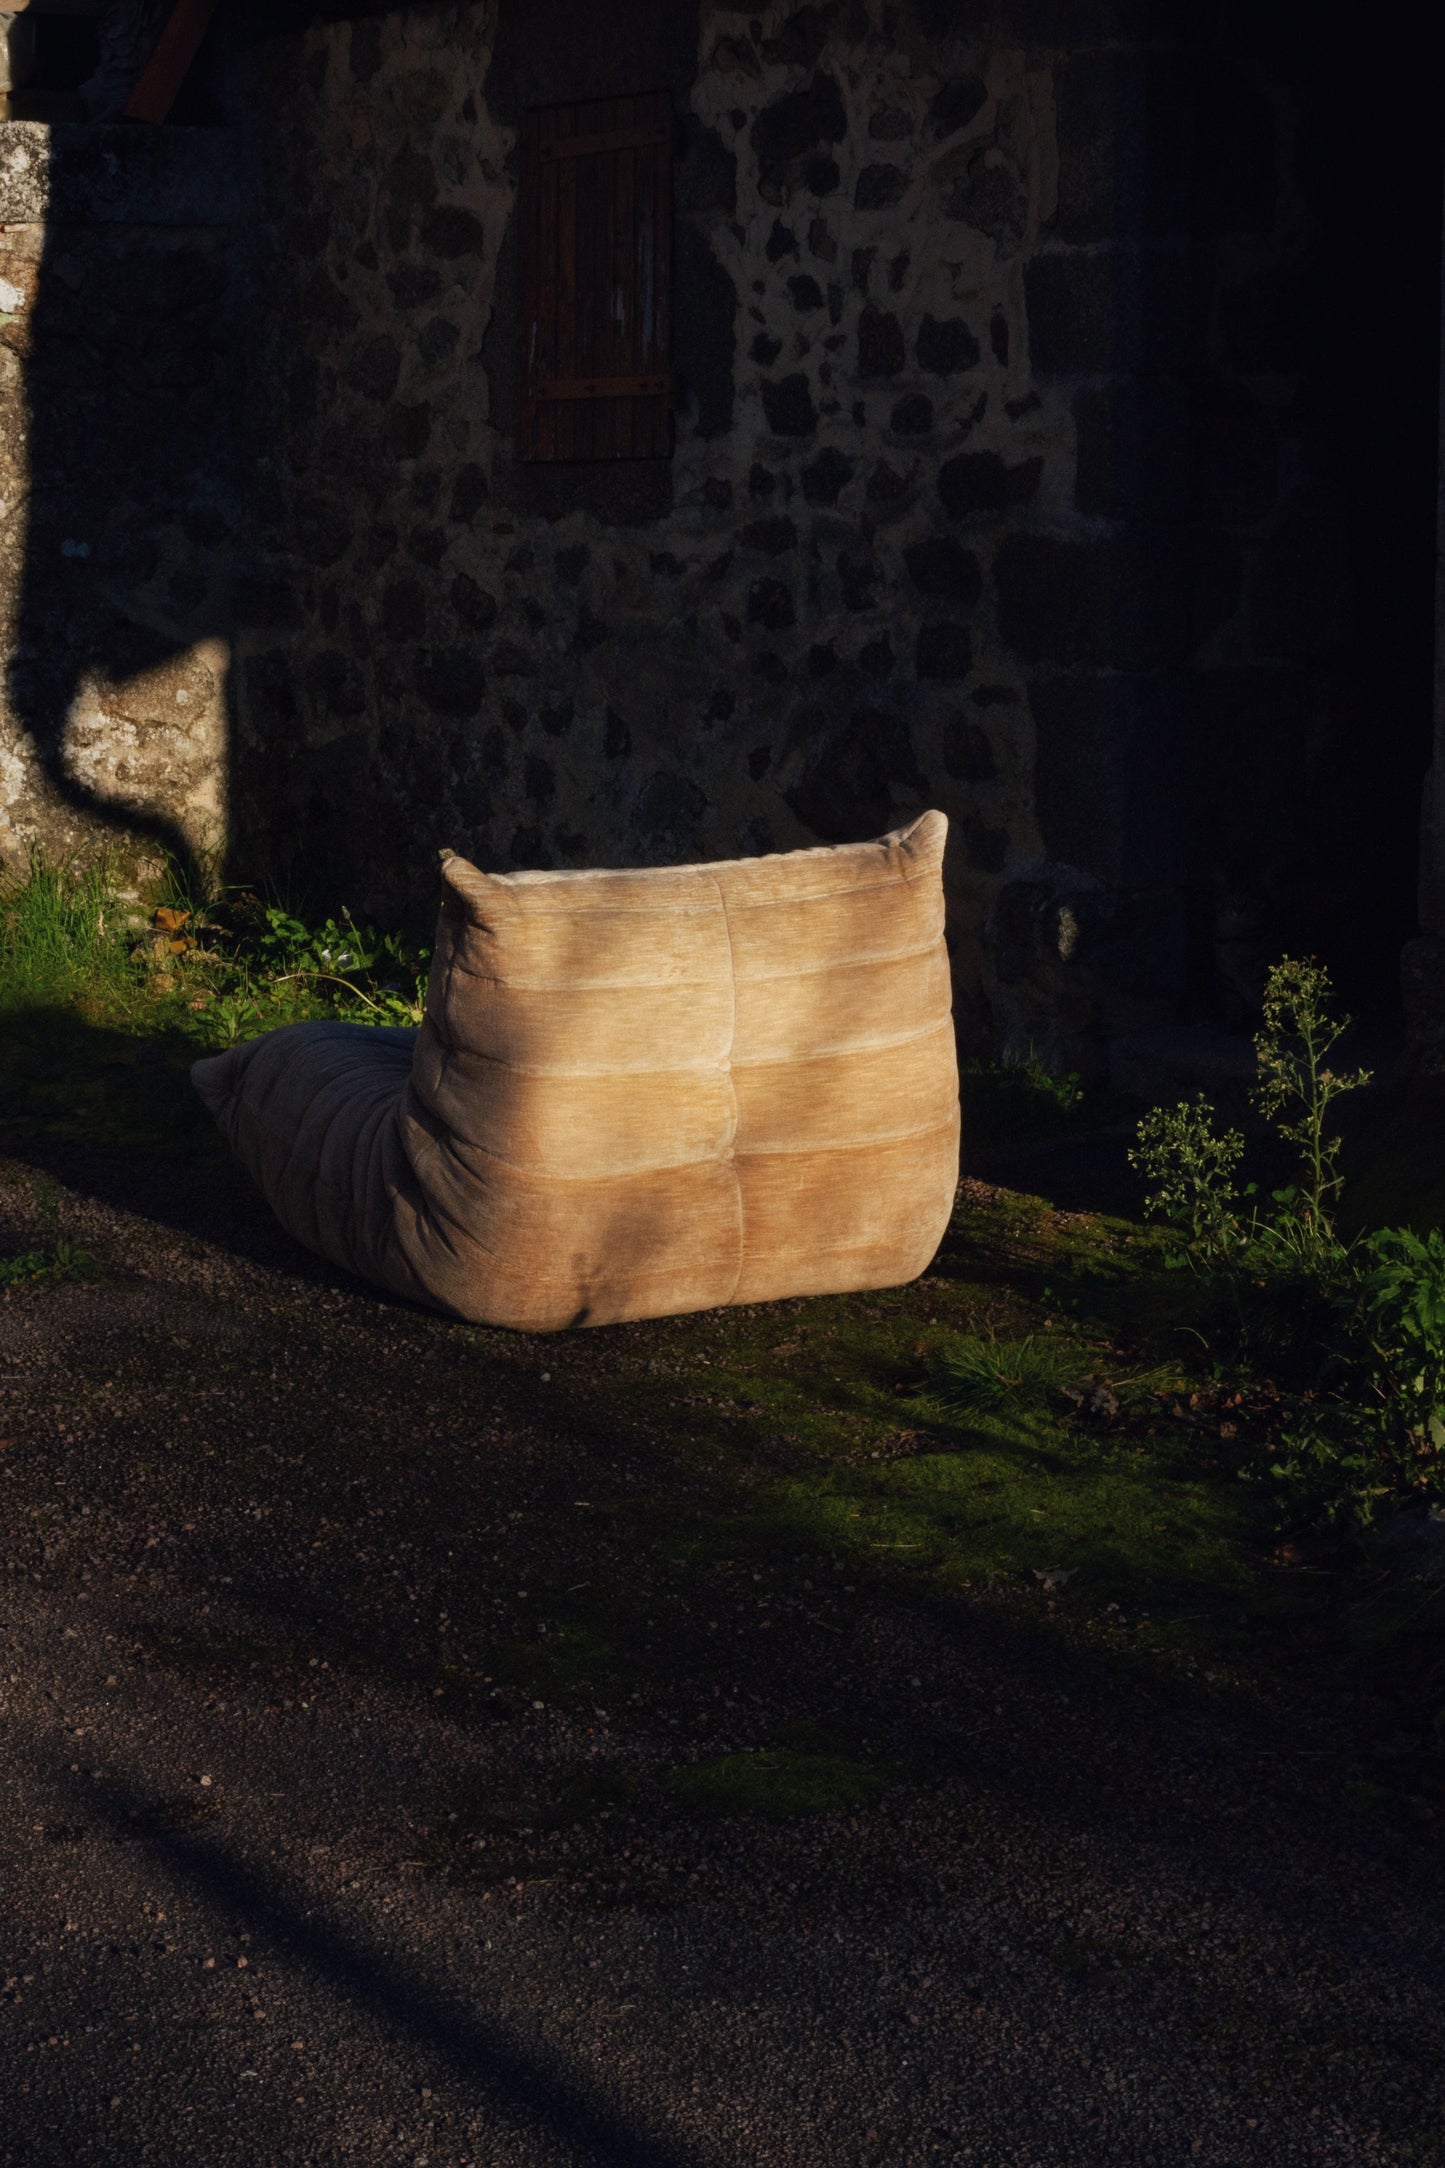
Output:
[{"xmin": 0, "ymin": 2, "xmax": 1426, "ymax": 1068}]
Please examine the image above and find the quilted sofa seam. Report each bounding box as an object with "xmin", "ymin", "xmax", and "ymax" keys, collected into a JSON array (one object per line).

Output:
[{"xmin": 709, "ymin": 872, "xmax": 746, "ymax": 1309}]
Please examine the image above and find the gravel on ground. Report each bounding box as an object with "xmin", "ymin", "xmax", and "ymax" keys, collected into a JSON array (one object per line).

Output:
[{"xmin": 1, "ymin": 1152, "xmax": 1441, "ymax": 2167}]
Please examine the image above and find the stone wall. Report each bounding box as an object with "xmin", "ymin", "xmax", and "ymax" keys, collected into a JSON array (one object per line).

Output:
[
  {"xmin": 0, "ymin": 3, "xmax": 1435, "ymax": 1067},
  {"xmin": 228, "ymin": 0, "xmax": 1436, "ymax": 1063},
  {"xmin": 232, "ymin": 2, "xmax": 1054, "ymax": 1049},
  {"xmin": 0, "ymin": 121, "xmax": 241, "ymax": 885}
]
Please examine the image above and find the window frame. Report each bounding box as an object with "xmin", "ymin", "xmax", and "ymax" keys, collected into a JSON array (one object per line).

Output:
[{"xmin": 517, "ymin": 91, "xmax": 674, "ymax": 464}]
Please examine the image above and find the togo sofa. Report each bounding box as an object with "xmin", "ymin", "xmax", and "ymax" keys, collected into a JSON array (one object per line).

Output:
[{"xmin": 192, "ymin": 811, "xmax": 959, "ymax": 1331}]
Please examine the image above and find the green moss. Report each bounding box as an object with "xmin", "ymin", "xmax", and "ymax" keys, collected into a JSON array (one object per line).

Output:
[
  {"xmin": 143, "ymin": 1629, "xmax": 296, "ymax": 1675},
  {"xmin": 486, "ymin": 1622, "xmax": 620, "ymax": 1700},
  {"xmin": 746, "ymin": 1433, "xmax": 1255, "ymax": 1627},
  {"xmin": 662, "ymin": 1748, "xmax": 898, "ymax": 1819}
]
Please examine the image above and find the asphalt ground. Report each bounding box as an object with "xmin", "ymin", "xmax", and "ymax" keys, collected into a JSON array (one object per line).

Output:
[{"xmin": 1, "ymin": 1153, "xmax": 1442, "ymax": 2167}]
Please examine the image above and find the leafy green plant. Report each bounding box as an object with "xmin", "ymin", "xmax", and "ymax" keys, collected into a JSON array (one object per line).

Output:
[
  {"xmin": 1129, "ymin": 958, "xmax": 1371, "ymax": 1287},
  {"xmin": 1261, "ymin": 1228, "xmax": 1445, "ymax": 1533},
  {"xmin": 1358, "ymin": 1227, "xmax": 1445, "ymax": 1496},
  {"xmin": 1122, "ymin": 958, "xmax": 1445, "ymax": 1528},
  {"xmin": 0, "ymin": 849, "xmax": 433, "ymax": 1059},
  {"xmin": 230, "ymin": 902, "xmax": 429, "ymax": 1028},
  {"xmin": 1009, "ymin": 1046, "xmax": 1083, "ymax": 1118},
  {"xmin": 0, "ymin": 1237, "xmax": 96, "ymax": 1290},
  {"xmin": 959, "ymin": 1045, "xmax": 1086, "ymax": 1152},
  {"xmin": 1128, "ymin": 1094, "xmax": 1247, "ymax": 1269},
  {"xmin": 208, "ymin": 990, "xmax": 264, "ymax": 1048}
]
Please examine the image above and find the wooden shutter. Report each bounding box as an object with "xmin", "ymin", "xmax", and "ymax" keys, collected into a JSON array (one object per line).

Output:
[{"xmin": 519, "ymin": 93, "xmax": 673, "ymax": 462}]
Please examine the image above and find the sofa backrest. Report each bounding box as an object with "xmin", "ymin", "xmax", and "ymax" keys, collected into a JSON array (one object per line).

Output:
[{"xmin": 403, "ymin": 812, "xmax": 959, "ymax": 1326}]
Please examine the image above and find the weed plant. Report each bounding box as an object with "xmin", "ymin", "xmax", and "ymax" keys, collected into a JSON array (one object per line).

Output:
[
  {"xmin": 1253, "ymin": 957, "xmax": 1371, "ymax": 1259},
  {"xmin": 1129, "ymin": 958, "xmax": 1371, "ymax": 1284},
  {"xmin": 1130, "ymin": 1094, "xmax": 1248, "ymax": 1271},
  {"xmin": 1129, "ymin": 958, "xmax": 1443, "ymax": 1535},
  {"xmin": 959, "ymin": 1044, "xmax": 1085, "ymax": 1153},
  {"xmin": 198, "ymin": 898, "xmax": 430, "ymax": 1046},
  {"xmin": 1007, "ymin": 1046, "xmax": 1084, "ymax": 1118},
  {"xmin": 1267, "ymin": 1227, "xmax": 1445, "ymax": 1531},
  {"xmin": 0, "ymin": 1237, "xmax": 95, "ymax": 1290}
]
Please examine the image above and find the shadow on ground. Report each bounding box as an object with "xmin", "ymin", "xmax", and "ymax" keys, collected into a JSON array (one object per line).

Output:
[{"xmin": 3, "ymin": 1010, "xmax": 1445, "ymax": 2162}]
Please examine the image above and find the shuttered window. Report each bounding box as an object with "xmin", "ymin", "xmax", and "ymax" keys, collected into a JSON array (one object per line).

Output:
[{"xmin": 518, "ymin": 93, "xmax": 673, "ymax": 462}]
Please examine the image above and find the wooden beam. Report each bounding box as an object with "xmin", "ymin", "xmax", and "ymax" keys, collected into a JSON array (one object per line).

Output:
[{"xmin": 122, "ymin": 0, "xmax": 220, "ymax": 126}]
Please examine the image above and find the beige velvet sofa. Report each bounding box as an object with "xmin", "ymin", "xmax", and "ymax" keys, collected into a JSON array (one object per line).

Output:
[{"xmin": 192, "ymin": 812, "xmax": 959, "ymax": 1331}]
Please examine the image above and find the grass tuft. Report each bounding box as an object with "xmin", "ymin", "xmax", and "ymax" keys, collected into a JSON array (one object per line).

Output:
[
  {"xmin": 932, "ymin": 1332, "xmax": 1074, "ymax": 1418},
  {"xmin": 0, "ymin": 851, "xmax": 134, "ymax": 1011}
]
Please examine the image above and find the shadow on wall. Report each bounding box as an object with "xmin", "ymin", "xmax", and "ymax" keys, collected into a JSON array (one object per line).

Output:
[
  {"xmin": 0, "ymin": 114, "xmax": 242, "ymax": 893},
  {"xmin": 1012, "ymin": 31, "xmax": 1443, "ymax": 1033},
  {"xmin": 0, "ymin": 6, "xmax": 1440, "ymax": 1049}
]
